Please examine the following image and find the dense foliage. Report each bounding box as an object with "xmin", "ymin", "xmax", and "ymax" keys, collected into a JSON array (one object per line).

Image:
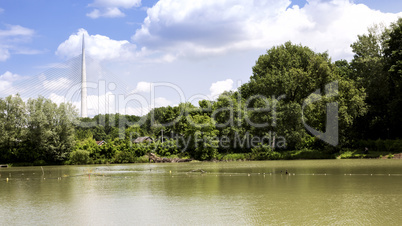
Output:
[
  {"xmin": 0, "ymin": 95, "xmax": 77, "ymax": 163},
  {"xmin": 1, "ymin": 18, "xmax": 402, "ymax": 165}
]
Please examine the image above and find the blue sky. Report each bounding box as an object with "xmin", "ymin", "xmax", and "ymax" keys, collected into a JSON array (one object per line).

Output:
[{"xmin": 0, "ymin": 0, "xmax": 402, "ymax": 116}]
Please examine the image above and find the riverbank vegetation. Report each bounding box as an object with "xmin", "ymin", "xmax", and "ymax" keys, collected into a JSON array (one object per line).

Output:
[{"xmin": 1, "ymin": 19, "xmax": 402, "ymax": 165}]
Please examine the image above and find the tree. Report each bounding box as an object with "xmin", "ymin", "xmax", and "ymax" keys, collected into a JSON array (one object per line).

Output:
[
  {"xmin": 184, "ymin": 114, "xmax": 219, "ymax": 160},
  {"xmin": 92, "ymin": 126, "xmax": 107, "ymax": 141},
  {"xmin": 242, "ymin": 42, "xmax": 334, "ymax": 103},
  {"xmin": 53, "ymin": 102, "xmax": 78, "ymax": 160},
  {"xmin": 350, "ymin": 19, "xmax": 402, "ymax": 139},
  {"xmin": 241, "ymin": 42, "xmax": 366, "ymax": 149},
  {"xmin": 0, "ymin": 95, "xmax": 26, "ymax": 161},
  {"xmin": 350, "ymin": 24, "xmax": 390, "ymax": 139},
  {"xmin": 384, "ymin": 18, "xmax": 402, "ymax": 138},
  {"xmin": 211, "ymin": 91, "xmax": 247, "ymax": 153},
  {"xmin": 25, "ymin": 96, "xmax": 78, "ymax": 162}
]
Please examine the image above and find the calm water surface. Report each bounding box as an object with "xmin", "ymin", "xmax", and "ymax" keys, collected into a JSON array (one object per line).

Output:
[{"xmin": 1, "ymin": 160, "xmax": 402, "ymax": 225}]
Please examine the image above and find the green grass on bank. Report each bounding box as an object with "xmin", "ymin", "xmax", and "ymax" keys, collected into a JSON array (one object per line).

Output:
[
  {"xmin": 5, "ymin": 149, "xmax": 402, "ymax": 167},
  {"xmin": 218, "ymin": 148, "xmax": 402, "ymax": 161},
  {"xmin": 337, "ymin": 150, "xmax": 395, "ymax": 159}
]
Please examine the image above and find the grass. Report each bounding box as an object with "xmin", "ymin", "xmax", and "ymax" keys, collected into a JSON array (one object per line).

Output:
[
  {"xmin": 218, "ymin": 147, "xmax": 402, "ymax": 161},
  {"xmin": 337, "ymin": 149, "xmax": 396, "ymax": 159},
  {"xmin": 285, "ymin": 149, "xmax": 335, "ymax": 160},
  {"xmin": 218, "ymin": 149, "xmax": 334, "ymax": 161},
  {"xmin": 221, "ymin": 153, "xmax": 247, "ymax": 161},
  {"xmin": 134, "ymin": 155, "xmax": 149, "ymax": 163}
]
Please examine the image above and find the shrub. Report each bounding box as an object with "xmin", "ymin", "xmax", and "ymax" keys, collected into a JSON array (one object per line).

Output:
[
  {"xmin": 134, "ymin": 155, "xmax": 149, "ymax": 163},
  {"xmin": 70, "ymin": 150, "xmax": 91, "ymax": 165},
  {"xmin": 33, "ymin": 160, "xmax": 46, "ymax": 166},
  {"xmin": 339, "ymin": 150, "xmax": 355, "ymax": 159},
  {"xmin": 155, "ymin": 139, "xmax": 180, "ymax": 156},
  {"xmin": 290, "ymin": 148, "xmax": 334, "ymax": 159},
  {"xmin": 222, "ymin": 153, "xmax": 247, "ymax": 161},
  {"xmin": 251, "ymin": 144, "xmax": 273, "ymax": 160},
  {"xmin": 113, "ymin": 151, "xmax": 135, "ymax": 163}
]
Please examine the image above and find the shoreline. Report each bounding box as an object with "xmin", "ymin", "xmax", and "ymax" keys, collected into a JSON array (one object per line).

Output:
[{"xmin": 3, "ymin": 151, "xmax": 401, "ymax": 167}]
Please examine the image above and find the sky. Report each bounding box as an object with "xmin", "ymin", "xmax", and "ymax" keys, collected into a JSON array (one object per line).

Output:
[{"xmin": 0, "ymin": 0, "xmax": 402, "ymax": 116}]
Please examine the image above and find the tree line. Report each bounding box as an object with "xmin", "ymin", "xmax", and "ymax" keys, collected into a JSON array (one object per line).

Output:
[
  {"xmin": 0, "ymin": 96, "xmax": 77, "ymax": 164},
  {"xmin": 1, "ymin": 18, "xmax": 402, "ymax": 164}
]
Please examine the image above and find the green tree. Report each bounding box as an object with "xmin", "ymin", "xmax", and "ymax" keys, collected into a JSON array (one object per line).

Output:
[
  {"xmin": 350, "ymin": 24, "xmax": 390, "ymax": 139},
  {"xmin": 211, "ymin": 91, "xmax": 247, "ymax": 153},
  {"xmin": 92, "ymin": 126, "xmax": 107, "ymax": 141},
  {"xmin": 241, "ymin": 42, "xmax": 366, "ymax": 149},
  {"xmin": 184, "ymin": 114, "xmax": 219, "ymax": 160},
  {"xmin": 0, "ymin": 95, "xmax": 26, "ymax": 161},
  {"xmin": 52, "ymin": 102, "xmax": 78, "ymax": 161},
  {"xmin": 25, "ymin": 96, "xmax": 77, "ymax": 162},
  {"xmin": 384, "ymin": 18, "xmax": 402, "ymax": 138}
]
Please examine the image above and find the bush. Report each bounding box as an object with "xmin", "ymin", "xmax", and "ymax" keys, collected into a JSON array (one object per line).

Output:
[
  {"xmin": 289, "ymin": 148, "xmax": 335, "ymax": 159},
  {"xmin": 251, "ymin": 144, "xmax": 274, "ymax": 160},
  {"xmin": 221, "ymin": 153, "xmax": 247, "ymax": 161},
  {"xmin": 155, "ymin": 139, "xmax": 180, "ymax": 156},
  {"xmin": 337, "ymin": 148, "xmax": 388, "ymax": 159},
  {"xmin": 134, "ymin": 155, "xmax": 149, "ymax": 163},
  {"xmin": 113, "ymin": 151, "xmax": 135, "ymax": 163},
  {"xmin": 70, "ymin": 150, "xmax": 91, "ymax": 165},
  {"xmin": 93, "ymin": 158, "xmax": 109, "ymax": 164},
  {"xmin": 339, "ymin": 150, "xmax": 354, "ymax": 159},
  {"xmin": 131, "ymin": 142, "xmax": 155, "ymax": 157},
  {"xmin": 33, "ymin": 160, "xmax": 46, "ymax": 166}
]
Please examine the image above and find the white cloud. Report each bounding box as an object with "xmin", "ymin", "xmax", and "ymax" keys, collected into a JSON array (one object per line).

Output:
[
  {"xmin": 86, "ymin": 91, "xmax": 150, "ymax": 116},
  {"xmin": 132, "ymin": 0, "xmax": 402, "ymax": 60},
  {"xmin": 49, "ymin": 93, "xmax": 67, "ymax": 106},
  {"xmin": 0, "ymin": 24, "xmax": 34, "ymax": 37},
  {"xmin": 0, "ymin": 71, "xmax": 24, "ymax": 95},
  {"xmin": 87, "ymin": 8, "xmax": 125, "ymax": 19},
  {"xmin": 124, "ymin": 106, "xmax": 149, "ymax": 116},
  {"xmin": 0, "ymin": 8, "xmax": 4, "ymax": 14},
  {"xmin": 56, "ymin": 28, "xmax": 138, "ymax": 61},
  {"xmin": 0, "ymin": 80, "xmax": 12, "ymax": 92},
  {"xmin": 0, "ymin": 24, "xmax": 37, "ymax": 61},
  {"xmin": 50, "ymin": 91, "xmax": 118, "ymax": 116},
  {"xmin": 130, "ymin": 82, "xmax": 173, "ymax": 113},
  {"xmin": 133, "ymin": 81, "xmax": 152, "ymax": 93},
  {"xmin": 209, "ymin": 79, "xmax": 234, "ymax": 99},
  {"xmin": 43, "ymin": 77, "xmax": 73, "ymax": 91},
  {"xmin": 154, "ymin": 97, "xmax": 172, "ymax": 107},
  {"xmin": 113, "ymin": 96, "xmax": 171, "ymax": 116},
  {"xmin": 0, "ymin": 71, "xmax": 23, "ymax": 82},
  {"xmin": 86, "ymin": 9, "xmax": 101, "ymax": 19},
  {"xmin": 48, "ymin": 80, "xmax": 176, "ymax": 116},
  {"xmin": 87, "ymin": 0, "xmax": 141, "ymax": 18},
  {"xmin": 34, "ymin": 0, "xmax": 402, "ymax": 118}
]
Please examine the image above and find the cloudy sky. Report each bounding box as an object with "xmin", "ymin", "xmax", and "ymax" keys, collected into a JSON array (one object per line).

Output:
[{"xmin": 1, "ymin": 0, "xmax": 402, "ymax": 116}]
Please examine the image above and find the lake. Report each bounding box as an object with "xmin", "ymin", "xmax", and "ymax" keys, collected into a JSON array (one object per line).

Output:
[{"xmin": 1, "ymin": 160, "xmax": 402, "ymax": 225}]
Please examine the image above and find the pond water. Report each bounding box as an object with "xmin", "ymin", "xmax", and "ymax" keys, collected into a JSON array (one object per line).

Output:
[{"xmin": 1, "ymin": 160, "xmax": 402, "ymax": 225}]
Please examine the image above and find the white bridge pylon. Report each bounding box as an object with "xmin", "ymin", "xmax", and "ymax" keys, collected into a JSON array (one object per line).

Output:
[{"xmin": 81, "ymin": 34, "xmax": 88, "ymax": 118}]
